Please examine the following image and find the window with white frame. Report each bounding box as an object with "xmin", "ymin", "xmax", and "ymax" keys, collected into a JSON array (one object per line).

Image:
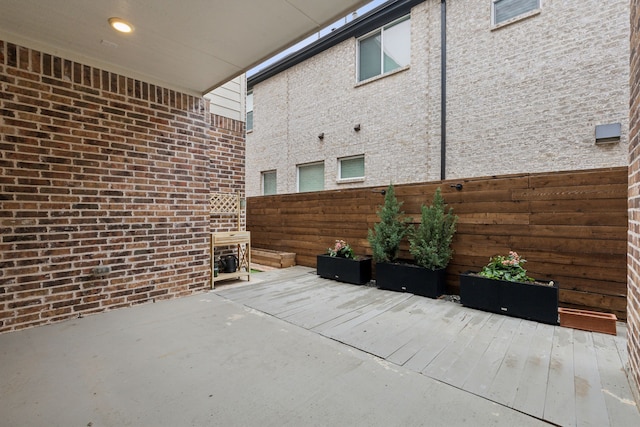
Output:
[
  {"xmin": 297, "ymin": 162, "xmax": 324, "ymax": 193},
  {"xmin": 246, "ymin": 90, "xmax": 253, "ymax": 131},
  {"xmin": 492, "ymin": 0, "xmax": 540, "ymax": 26},
  {"xmin": 339, "ymin": 155, "xmax": 365, "ymax": 180},
  {"xmin": 262, "ymin": 170, "xmax": 276, "ymax": 195},
  {"xmin": 357, "ymin": 15, "xmax": 410, "ymax": 82}
]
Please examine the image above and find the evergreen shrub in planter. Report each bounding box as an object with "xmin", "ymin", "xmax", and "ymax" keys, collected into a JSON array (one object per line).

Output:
[
  {"xmin": 406, "ymin": 188, "xmax": 457, "ymax": 298},
  {"xmin": 367, "ymin": 184, "xmax": 411, "ymax": 293},
  {"xmin": 368, "ymin": 186, "xmax": 457, "ymax": 299}
]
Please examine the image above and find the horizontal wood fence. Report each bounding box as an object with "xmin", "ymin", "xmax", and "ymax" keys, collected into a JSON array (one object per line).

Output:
[{"xmin": 247, "ymin": 167, "xmax": 628, "ymax": 319}]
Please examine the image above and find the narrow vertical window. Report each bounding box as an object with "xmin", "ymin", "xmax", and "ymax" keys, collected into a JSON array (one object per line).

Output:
[
  {"xmin": 262, "ymin": 170, "xmax": 277, "ymax": 195},
  {"xmin": 359, "ymin": 33, "xmax": 382, "ymax": 81},
  {"xmin": 246, "ymin": 90, "xmax": 253, "ymax": 131}
]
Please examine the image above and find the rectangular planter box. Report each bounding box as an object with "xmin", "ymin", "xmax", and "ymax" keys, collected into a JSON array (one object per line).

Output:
[
  {"xmin": 316, "ymin": 254, "xmax": 371, "ymax": 285},
  {"xmin": 376, "ymin": 261, "xmax": 446, "ymax": 299},
  {"xmin": 253, "ymin": 248, "xmax": 296, "ymax": 268},
  {"xmin": 559, "ymin": 308, "xmax": 617, "ymax": 335},
  {"xmin": 459, "ymin": 272, "xmax": 559, "ymax": 325}
]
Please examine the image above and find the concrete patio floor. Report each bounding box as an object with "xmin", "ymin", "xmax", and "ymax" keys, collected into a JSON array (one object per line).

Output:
[
  {"xmin": 0, "ymin": 266, "xmax": 638, "ymax": 426},
  {"xmin": 217, "ymin": 267, "xmax": 640, "ymax": 427}
]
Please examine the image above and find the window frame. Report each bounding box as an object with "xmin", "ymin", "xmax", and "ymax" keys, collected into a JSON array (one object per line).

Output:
[
  {"xmin": 261, "ymin": 170, "xmax": 277, "ymax": 195},
  {"xmin": 296, "ymin": 161, "xmax": 325, "ymax": 193},
  {"xmin": 356, "ymin": 15, "xmax": 411, "ymax": 83},
  {"xmin": 491, "ymin": 0, "xmax": 541, "ymax": 28},
  {"xmin": 246, "ymin": 90, "xmax": 254, "ymax": 132},
  {"xmin": 337, "ymin": 155, "xmax": 365, "ymax": 183}
]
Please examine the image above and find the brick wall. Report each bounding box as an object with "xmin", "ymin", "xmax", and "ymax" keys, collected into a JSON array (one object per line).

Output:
[
  {"xmin": 446, "ymin": 0, "xmax": 629, "ymax": 177},
  {"xmin": 246, "ymin": 0, "xmax": 629, "ymax": 196},
  {"xmin": 628, "ymin": 0, "xmax": 640, "ymax": 401},
  {"xmin": 0, "ymin": 41, "xmax": 245, "ymax": 333}
]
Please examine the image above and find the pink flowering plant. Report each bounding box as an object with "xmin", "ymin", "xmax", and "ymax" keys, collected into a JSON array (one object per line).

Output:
[
  {"xmin": 327, "ymin": 239, "xmax": 355, "ymax": 259},
  {"xmin": 478, "ymin": 251, "xmax": 534, "ymax": 283}
]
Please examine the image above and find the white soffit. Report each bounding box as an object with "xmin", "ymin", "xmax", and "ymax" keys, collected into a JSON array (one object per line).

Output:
[{"xmin": 0, "ymin": 0, "xmax": 369, "ymax": 95}]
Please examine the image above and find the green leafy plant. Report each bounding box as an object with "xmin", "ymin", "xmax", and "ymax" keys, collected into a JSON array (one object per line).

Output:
[
  {"xmin": 479, "ymin": 251, "xmax": 534, "ymax": 283},
  {"xmin": 409, "ymin": 187, "xmax": 458, "ymax": 270},
  {"xmin": 327, "ymin": 239, "xmax": 355, "ymax": 259},
  {"xmin": 367, "ymin": 184, "xmax": 411, "ymax": 263}
]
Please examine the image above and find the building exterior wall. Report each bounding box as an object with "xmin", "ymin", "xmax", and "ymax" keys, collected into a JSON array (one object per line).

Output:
[
  {"xmin": 246, "ymin": 0, "xmax": 629, "ymax": 196},
  {"xmin": 628, "ymin": 0, "xmax": 640, "ymax": 402},
  {"xmin": 446, "ymin": 0, "xmax": 629, "ymax": 178},
  {"xmin": 204, "ymin": 75, "xmax": 246, "ymax": 121},
  {"xmin": 247, "ymin": 1, "xmax": 436, "ymax": 196},
  {"xmin": 0, "ymin": 41, "xmax": 245, "ymax": 333}
]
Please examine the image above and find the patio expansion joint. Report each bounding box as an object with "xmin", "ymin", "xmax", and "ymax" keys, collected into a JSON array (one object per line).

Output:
[
  {"xmin": 420, "ymin": 375, "xmax": 563, "ymax": 427},
  {"xmin": 216, "ymin": 268, "xmax": 640, "ymax": 426},
  {"xmin": 221, "ymin": 291, "xmax": 557, "ymax": 425}
]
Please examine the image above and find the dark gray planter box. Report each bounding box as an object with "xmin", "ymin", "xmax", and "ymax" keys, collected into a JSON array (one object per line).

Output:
[
  {"xmin": 375, "ymin": 261, "xmax": 446, "ymax": 299},
  {"xmin": 459, "ymin": 272, "xmax": 559, "ymax": 325},
  {"xmin": 316, "ymin": 254, "xmax": 372, "ymax": 285}
]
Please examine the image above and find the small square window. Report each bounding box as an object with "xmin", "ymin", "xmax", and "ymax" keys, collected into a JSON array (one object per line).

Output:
[
  {"xmin": 492, "ymin": 0, "xmax": 540, "ymax": 26},
  {"xmin": 339, "ymin": 155, "xmax": 365, "ymax": 180},
  {"xmin": 297, "ymin": 162, "xmax": 324, "ymax": 193},
  {"xmin": 262, "ymin": 170, "xmax": 276, "ymax": 195}
]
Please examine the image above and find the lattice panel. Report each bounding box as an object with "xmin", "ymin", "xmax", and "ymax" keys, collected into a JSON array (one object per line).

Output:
[
  {"xmin": 210, "ymin": 192, "xmax": 239, "ymax": 214},
  {"xmin": 238, "ymin": 244, "xmax": 250, "ymax": 272}
]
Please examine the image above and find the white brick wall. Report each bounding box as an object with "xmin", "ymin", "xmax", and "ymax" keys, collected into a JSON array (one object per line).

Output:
[
  {"xmin": 446, "ymin": 0, "xmax": 629, "ymax": 178},
  {"xmin": 246, "ymin": 0, "xmax": 629, "ymax": 196}
]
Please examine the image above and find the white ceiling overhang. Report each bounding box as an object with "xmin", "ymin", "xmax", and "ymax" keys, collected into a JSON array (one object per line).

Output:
[{"xmin": 0, "ymin": 0, "xmax": 369, "ymax": 96}]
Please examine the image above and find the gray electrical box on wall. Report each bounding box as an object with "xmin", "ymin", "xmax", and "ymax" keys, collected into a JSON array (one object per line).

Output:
[{"xmin": 595, "ymin": 123, "xmax": 621, "ymax": 144}]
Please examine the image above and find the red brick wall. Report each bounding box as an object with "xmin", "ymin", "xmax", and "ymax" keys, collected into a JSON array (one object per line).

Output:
[
  {"xmin": 629, "ymin": 0, "xmax": 640, "ymax": 397},
  {"xmin": 0, "ymin": 41, "xmax": 245, "ymax": 332}
]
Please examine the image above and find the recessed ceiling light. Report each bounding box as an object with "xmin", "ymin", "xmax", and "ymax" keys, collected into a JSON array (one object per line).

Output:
[{"xmin": 108, "ymin": 17, "xmax": 133, "ymax": 33}]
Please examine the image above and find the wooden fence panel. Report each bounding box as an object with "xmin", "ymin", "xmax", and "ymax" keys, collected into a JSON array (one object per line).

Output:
[{"xmin": 247, "ymin": 167, "xmax": 628, "ymax": 319}]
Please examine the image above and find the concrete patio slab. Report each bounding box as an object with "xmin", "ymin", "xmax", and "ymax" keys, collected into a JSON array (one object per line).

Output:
[
  {"xmin": 217, "ymin": 266, "xmax": 640, "ymax": 427},
  {"xmin": 1, "ymin": 281, "xmax": 548, "ymax": 426}
]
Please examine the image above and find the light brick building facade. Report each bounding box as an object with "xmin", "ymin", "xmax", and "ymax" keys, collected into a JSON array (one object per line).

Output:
[{"xmin": 246, "ymin": 0, "xmax": 629, "ymax": 196}]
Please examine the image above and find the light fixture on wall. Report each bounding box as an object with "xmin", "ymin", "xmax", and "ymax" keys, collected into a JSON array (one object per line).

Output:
[
  {"xmin": 595, "ymin": 123, "xmax": 621, "ymax": 144},
  {"xmin": 108, "ymin": 17, "xmax": 134, "ymax": 33},
  {"xmin": 318, "ymin": 132, "xmax": 324, "ymax": 140},
  {"xmin": 354, "ymin": 124, "xmax": 361, "ymax": 132}
]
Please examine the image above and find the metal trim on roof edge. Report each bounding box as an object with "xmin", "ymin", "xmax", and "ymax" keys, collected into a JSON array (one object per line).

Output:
[{"xmin": 248, "ymin": 0, "xmax": 426, "ymax": 88}]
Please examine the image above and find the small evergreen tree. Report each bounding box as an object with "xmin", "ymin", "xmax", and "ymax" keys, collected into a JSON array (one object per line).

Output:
[
  {"xmin": 367, "ymin": 184, "xmax": 411, "ymax": 263},
  {"xmin": 409, "ymin": 187, "xmax": 458, "ymax": 270}
]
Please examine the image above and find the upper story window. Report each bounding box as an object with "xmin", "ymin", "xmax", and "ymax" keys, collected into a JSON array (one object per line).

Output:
[
  {"xmin": 492, "ymin": 0, "xmax": 540, "ymax": 26},
  {"xmin": 246, "ymin": 90, "xmax": 254, "ymax": 131},
  {"xmin": 357, "ymin": 15, "xmax": 410, "ymax": 82},
  {"xmin": 297, "ymin": 161, "xmax": 324, "ymax": 193},
  {"xmin": 262, "ymin": 170, "xmax": 277, "ymax": 195}
]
